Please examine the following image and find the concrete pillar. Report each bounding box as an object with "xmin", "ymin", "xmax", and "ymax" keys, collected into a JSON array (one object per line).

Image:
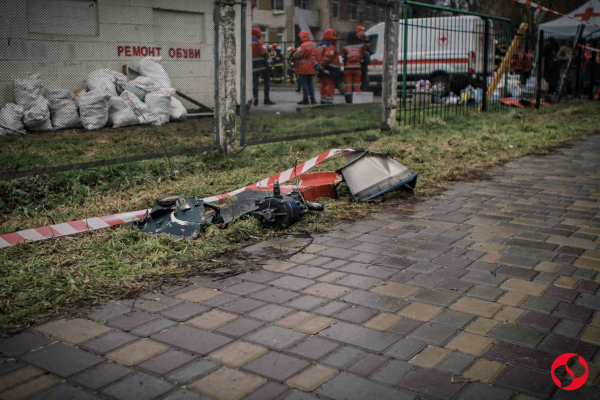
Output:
[
  {"xmin": 215, "ymin": 3, "xmax": 237, "ymax": 154},
  {"xmin": 381, "ymin": 1, "xmax": 399, "ymax": 131}
]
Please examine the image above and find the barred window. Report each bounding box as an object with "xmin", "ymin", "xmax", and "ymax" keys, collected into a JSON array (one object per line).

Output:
[
  {"xmin": 332, "ymin": 0, "xmax": 339, "ymax": 18},
  {"xmin": 349, "ymin": 0, "xmax": 358, "ymax": 21}
]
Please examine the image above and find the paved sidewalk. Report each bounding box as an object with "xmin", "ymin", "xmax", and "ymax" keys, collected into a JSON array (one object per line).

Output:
[{"xmin": 1, "ymin": 136, "xmax": 600, "ymax": 400}]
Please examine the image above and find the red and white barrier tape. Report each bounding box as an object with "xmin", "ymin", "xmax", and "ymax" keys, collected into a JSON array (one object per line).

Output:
[
  {"xmin": 0, "ymin": 148, "xmax": 354, "ymax": 249},
  {"xmin": 513, "ymin": 0, "xmax": 600, "ymax": 29},
  {"xmin": 580, "ymin": 44, "xmax": 600, "ymax": 52}
]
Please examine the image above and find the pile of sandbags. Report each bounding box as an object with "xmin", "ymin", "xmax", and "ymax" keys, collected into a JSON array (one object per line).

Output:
[{"xmin": 4, "ymin": 60, "xmax": 189, "ymax": 134}]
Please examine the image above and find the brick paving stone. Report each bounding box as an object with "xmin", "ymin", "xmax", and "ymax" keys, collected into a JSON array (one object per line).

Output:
[
  {"xmin": 339, "ymin": 263, "xmax": 397, "ymax": 279},
  {"xmin": 342, "ymin": 291, "xmax": 408, "ymax": 313},
  {"xmin": 248, "ymin": 288, "xmax": 299, "ymax": 305},
  {"xmin": 28, "ymin": 383, "xmax": 101, "ymax": 400},
  {"xmin": 463, "ymin": 359, "xmax": 506, "ymax": 383},
  {"xmin": 536, "ymin": 261, "xmax": 559, "ymax": 273},
  {"xmin": 138, "ymin": 349, "xmax": 197, "ymax": 376},
  {"xmin": 221, "ymin": 298, "xmax": 268, "ymax": 314},
  {"xmin": 0, "ymin": 361, "xmax": 22, "ymax": 379},
  {"xmin": 435, "ymin": 351, "xmax": 475, "ymax": 375},
  {"xmin": 262, "ymin": 259, "xmax": 297, "ymax": 272},
  {"xmin": 445, "ymin": 332, "xmax": 495, "ymax": 356},
  {"xmin": 316, "ymin": 372, "xmax": 414, "ymax": 400},
  {"xmin": 313, "ymin": 301, "xmax": 349, "ymax": 317},
  {"xmin": 0, "ymin": 374, "xmax": 60, "ymax": 400},
  {"xmin": 484, "ymin": 341, "xmax": 557, "ymax": 371},
  {"xmin": 187, "ymin": 310, "xmax": 239, "ymax": 330},
  {"xmin": 160, "ymin": 303, "xmax": 209, "ymax": 322},
  {"xmin": 107, "ymin": 312, "xmax": 160, "ymax": 332},
  {"xmin": 222, "ymin": 282, "xmax": 265, "ymax": 295},
  {"xmin": 432, "ymin": 255, "xmax": 473, "ymax": 268},
  {"xmin": 450, "ymin": 297, "xmax": 502, "ymax": 318},
  {"xmin": 410, "ymin": 323, "xmax": 458, "ymax": 346},
  {"xmin": 489, "ymin": 323, "xmax": 546, "ymax": 348},
  {"xmin": 243, "ymin": 382, "xmax": 289, "ymax": 400},
  {"xmin": 207, "ymin": 341, "xmax": 268, "ymax": 368},
  {"xmin": 201, "ymin": 294, "xmax": 239, "ymax": 308},
  {"xmin": 318, "ymin": 248, "xmax": 359, "ymax": 260},
  {"xmin": 238, "ymin": 270, "xmax": 280, "ymax": 283},
  {"xmin": 520, "ymin": 295, "xmax": 559, "ymax": 314},
  {"xmin": 320, "ymin": 259, "xmax": 350, "ymax": 270},
  {"xmin": 106, "ymin": 338, "xmax": 169, "ymax": 366},
  {"xmin": 244, "ymin": 326, "xmax": 306, "ymax": 351},
  {"xmin": 132, "ymin": 317, "xmax": 178, "ymax": 337},
  {"xmin": 189, "ymin": 367, "xmax": 266, "ymax": 400},
  {"xmin": 0, "ymin": 366, "xmax": 43, "ymax": 392},
  {"xmin": 498, "ymin": 291, "xmax": 528, "ymax": 306},
  {"xmin": 554, "ymin": 276, "xmax": 580, "ymax": 289},
  {"xmin": 284, "ymin": 265, "xmax": 329, "ymax": 279},
  {"xmin": 88, "ymin": 302, "xmax": 130, "ymax": 322},
  {"xmin": 188, "ymin": 275, "xmax": 242, "ymax": 289},
  {"xmin": 581, "ymin": 325, "xmax": 600, "ymax": 346},
  {"xmin": 287, "ymin": 365, "xmax": 339, "ymax": 391},
  {"xmin": 464, "ymin": 317, "xmax": 499, "ymax": 335},
  {"xmin": 288, "ymin": 253, "xmax": 318, "ymax": 264},
  {"xmin": 275, "ymin": 311, "xmax": 315, "ymax": 328},
  {"xmin": 467, "ymin": 260, "xmax": 499, "ymax": 273},
  {"xmin": 517, "ymin": 311, "xmax": 560, "ymax": 332},
  {"xmin": 346, "ymin": 353, "xmax": 388, "ymax": 377},
  {"xmin": 398, "ymin": 302, "xmax": 442, "ymax": 321},
  {"xmin": 435, "ymin": 279, "xmax": 474, "ymax": 293},
  {"xmin": 80, "ymin": 331, "xmax": 138, "ymax": 355},
  {"xmin": 161, "ymin": 389, "xmax": 207, "ymax": 400},
  {"xmin": 167, "ymin": 360, "xmax": 220, "ymax": 385},
  {"xmin": 467, "ymin": 285, "xmax": 506, "ymax": 301},
  {"xmin": 153, "ymin": 325, "xmax": 233, "ymax": 355},
  {"xmin": 335, "ymin": 274, "xmax": 382, "ymax": 289},
  {"xmin": 176, "ymin": 287, "xmax": 223, "ymax": 303},
  {"xmin": 286, "ymin": 337, "xmax": 340, "ymax": 361},
  {"xmin": 541, "ymin": 334, "xmax": 599, "ymax": 360},
  {"xmin": 407, "ymin": 274, "xmax": 446, "ymax": 288},
  {"xmin": 371, "ymin": 360, "xmax": 414, "ymax": 385},
  {"xmin": 398, "ymin": 368, "xmax": 467, "ymax": 400},
  {"xmin": 494, "ymin": 365, "xmax": 555, "ymax": 398},
  {"xmin": 410, "ymin": 346, "xmax": 451, "ymax": 369},
  {"xmin": 544, "ymin": 286, "xmax": 580, "ymax": 302},
  {"xmin": 432, "ymin": 310, "xmax": 474, "ymax": 329},
  {"xmin": 0, "ymin": 331, "xmax": 52, "ymax": 357},
  {"xmin": 301, "ymin": 283, "xmax": 353, "ymax": 300},
  {"xmin": 553, "ymin": 319, "xmax": 585, "ymax": 338},
  {"xmin": 319, "ymin": 322, "xmax": 402, "ymax": 352},
  {"xmin": 322, "ymin": 347, "xmax": 365, "ymax": 369},
  {"xmin": 247, "ymin": 304, "xmax": 293, "ymax": 322},
  {"xmin": 554, "ymin": 386, "xmax": 600, "ymax": 400},
  {"xmin": 390, "ymin": 271, "xmax": 420, "ymax": 283},
  {"xmin": 456, "ymin": 382, "xmax": 513, "ymax": 400},
  {"xmin": 214, "ymin": 318, "xmax": 264, "ymax": 338},
  {"xmin": 387, "ymin": 318, "xmax": 424, "ymax": 335},
  {"xmin": 71, "ymin": 362, "xmax": 134, "ymax": 391},
  {"xmin": 384, "ymin": 337, "xmax": 427, "ymax": 360},
  {"xmin": 435, "ymin": 266, "xmax": 469, "ymax": 279},
  {"xmin": 284, "ymin": 295, "xmax": 325, "ymax": 310},
  {"xmin": 22, "ymin": 342, "xmax": 103, "ymax": 377},
  {"xmin": 35, "ymin": 318, "xmax": 113, "ymax": 345},
  {"xmin": 494, "ymin": 306, "xmax": 525, "ymax": 323},
  {"xmin": 576, "ymin": 293, "xmax": 600, "ymax": 310},
  {"xmin": 499, "ymin": 255, "xmax": 539, "ymax": 268},
  {"xmin": 370, "ymin": 282, "xmax": 420, "ymax": 299},
  {"xmin": 495, "ymin": 266, "xmax": 538, "ymax": 280},
  {"xmin": 573, "ymin": 268, "xmax": 597, "ymax": 281},
  {"xmin": 363, "ymin": 313, "xmax": 402, "ymax": 331},
  {"xmin": 317, "ymin": 271, "xmax": 347, "ymax": 283},
  {"xmin": 307, "ymin": 256, "xmax": 336, "ymax": 266},
  {"xmin": 242, "ymin": 352, "xmax": 310, "ymax": 382},
  {"xmin": 133, "ymin": 294, "xmax": 183, "ymax": 313},
  {"xmin": 294, "ymin": 316, "xmax": 336, "ymax": 334},
  {"xmin": 411, "ymin": 288, "xmax": 461, "ymax": 307}
]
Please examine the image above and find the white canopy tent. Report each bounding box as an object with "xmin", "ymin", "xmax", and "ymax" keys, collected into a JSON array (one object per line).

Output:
[{"xmin": 539, "ymin": 0, "xmax": 600, "ymax": 38}]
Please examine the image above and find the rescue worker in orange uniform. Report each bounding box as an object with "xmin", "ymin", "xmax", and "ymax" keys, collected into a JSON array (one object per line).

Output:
[
  {"xmin": 316, "ymin": 29, "xmax": 341, "ymax": 105},
  {"xmin": 292, "ymin": 30, "xmax": 317, "ymax": 105},
  {"xmin": 252, "ymin": 27, "xmax": 275, "ymax": 105},
  {"xmin": 342, "ymin": 31, "xmax": 364, "ymax": 103},
  {"xmin": 356, "ymin": 26, "xmax": 371, "ymax": 92}
]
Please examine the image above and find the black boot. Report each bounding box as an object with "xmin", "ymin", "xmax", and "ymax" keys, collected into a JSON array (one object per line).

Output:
[
  {"xmin": 253, "ymin": 99, "xmax": 258, "ymax": 106},
  {"xmin": 345, "ymin": 94, "xmax": 353, "ymax": 104},
  {"xmin": 297, "ymin": 99, "xmax": 309, "ymax": 105},
  {"xmin": 264, "ymin": 99, "xmax": 276, "ymax": 105},
  {"xmin": 310, "ymin": 99, "xmax": 317, "ymax": 105}
]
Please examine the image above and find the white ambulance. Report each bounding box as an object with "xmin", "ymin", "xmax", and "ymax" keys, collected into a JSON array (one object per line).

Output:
[{"xmin": 366, "ymin": 16, "xmax": 495, "ymax": 95}]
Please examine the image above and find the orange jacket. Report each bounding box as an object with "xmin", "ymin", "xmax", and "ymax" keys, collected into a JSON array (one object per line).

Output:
[
  {"xmin": 293, "ymin": 31, "xmax": 316, "ymax": 75},
  {"xmin": 252, "ymin": 28, "xmax": 268, "ymax": 72},
  {"xmin": 317, "ymin": 29, "xmax": 341, "ymax": 78},
  {"xmin": 343, "ymin": 32, "xmax": 364, "ymax": 70}
]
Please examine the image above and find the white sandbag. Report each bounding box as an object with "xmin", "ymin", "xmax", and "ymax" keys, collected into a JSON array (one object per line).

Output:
[
  {"xmin": 124, "ymin": 76, "xmax": 161, "ymax": 101},
  {"xmin": 170, "ymin": 96, "xmax": 187, "ymax": 121},
  {"xmin": 87, "ymin": 69, "xmax": 127, "ymax": 97},
  {"xmin": 14, "ymin": 73, "xmax": 43, "ymax": 108},
  {"xmin": 120, "ymin": 90, "xmax": 157, "ymax": 125},
  {"xmin": 139, "ymin": 57, "xmax": 172, "ymax": 88},
  {"xmin": 78, "ymin": 90, "xmax": 111, "ymax": 130},
  {"xmin": 23, "ymin": 97, "xmax": 53, "ymax": 132},
  {"xmin": 0, "ymin": 103, "xmax": 25, "ymax": 135},
  {"xmin": 145, "ymin": 88, "xmax": 175, "ymax": 125},
  {"xmin": 108, "ymin": 96, "xmax": 139, "ymax": 128},
  {"xmin": 47, "ymin": 89, "xmax": 80, "ymax": 129}
]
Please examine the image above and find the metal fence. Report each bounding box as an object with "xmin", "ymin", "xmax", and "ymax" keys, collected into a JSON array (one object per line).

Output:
[{"xmin": 0, "ymin": 1, "xmax": 216, "ymax": 180}]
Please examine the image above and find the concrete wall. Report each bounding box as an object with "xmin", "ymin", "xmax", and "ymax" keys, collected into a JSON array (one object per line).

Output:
[{"xmin": 0, "ymin": 0, "xmax": 251, "ymax": 109}]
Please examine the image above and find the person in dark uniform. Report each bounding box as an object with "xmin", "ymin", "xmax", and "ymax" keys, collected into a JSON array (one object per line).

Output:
[{"xmin": 271, "ymin": 43, "xmax": 285, "ymax": 84}]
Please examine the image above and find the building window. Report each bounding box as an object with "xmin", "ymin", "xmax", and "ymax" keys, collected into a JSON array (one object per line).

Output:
[
  {"xmin": 364, "ymin": 4, "xmax": 370, "ymax": 22},
  {"xmin": 277, "ymin": 27, "xmax": 285, "ymax": 44},
  {"xmin": 260, "ymin": 25, "xmax": 268, "ymax": 41},
  {"xmin": 272, "ymin": 0, "xmax": 284, "ymax": 11},
  {"xmin": 332, "ymin": 0, "xmax": 339, "ymax": 18},
  {"xmin": 300, "ymin": 0, "xmax": 308, "ymax": 9},
  {"xmin": 349, "ymin": 0, "xmax": 358, "ymax": 21}
]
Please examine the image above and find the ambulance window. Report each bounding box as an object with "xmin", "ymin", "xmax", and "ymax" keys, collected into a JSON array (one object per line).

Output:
[{"xmin": 368, "ymin": 34, "xmax": 378, "ymax": 54}]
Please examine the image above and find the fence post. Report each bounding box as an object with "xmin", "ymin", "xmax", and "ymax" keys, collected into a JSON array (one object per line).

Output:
[
  {"xmin": 214, "ymin": 1, "xmax": 237, "ymax": 154},
  {"xmin": 576, "ymin": 35, "xmax": 583, "ymax": 98},
  {"xmin": 401, "ymin": 1, "xmax": 409, "ymax": 109},
  {"xmin": 482, "ymin": 19, "xmax": 489, "ymax": 112},
  {"xmin": 536, "ymin": 30, "xmax": 544, "ymax": 109},
  {"xmin": 214, "ymin": 6, "xmax": 220, "ymax": 148},
  {"xmin": 381, "ymin": 0, "xmax": 400, "ymax": 131},
  {"xmin": 504, "ymin": 24, "xmax": 511, "ymax": 98},
  {"xmin": 240, "ymin": 0, "xmax": 247, "ymax": 147}
]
